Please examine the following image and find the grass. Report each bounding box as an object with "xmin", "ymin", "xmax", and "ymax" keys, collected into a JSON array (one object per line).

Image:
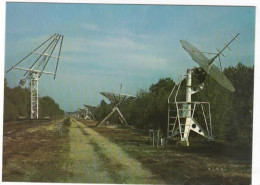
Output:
[
  {"xmin": 3, "ymin": 118, "xmax": 251, "ymax": 184},
  {"xmin": 2, "ymin": 119, "xmax": 71, "ymax": 182},
  {"xmin": 90, "ymin": 138, "xmax": 125, "ymax": 183},
  {"xmin": 81, "ymin": 120, "xmax": 252, "ymax": 185}
]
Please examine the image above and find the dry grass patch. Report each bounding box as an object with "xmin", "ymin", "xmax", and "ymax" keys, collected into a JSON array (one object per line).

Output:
[
  {"xmin": 80, "ymin": 120, "xmax": 252, "ymax": 185},
  {"xmin": 2, "ymin": 120, "xmax": 71, "ymax": 182}
]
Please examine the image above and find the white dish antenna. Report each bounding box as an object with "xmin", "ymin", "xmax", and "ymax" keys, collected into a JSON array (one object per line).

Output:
[
  {"xmin": 167, "ymin": 34, "xmax": 239, "ymax": 146},
  {"xmin": 96, "ymin": 85, "xmax": 135, "ymax": 127},
  {"xmin": 180, "ymin": 33, "xmax": 239, "ymax": 92}
]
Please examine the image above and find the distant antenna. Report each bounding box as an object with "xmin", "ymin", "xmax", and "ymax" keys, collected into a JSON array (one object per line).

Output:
[
  {"xmin": 96, "ymin": 91, "xmax": 135, "ymax": 127},
  {"xmin": 120, "ymin": 84, "xmax": 122, "ymax": 93},
  {"xmin": 78, "ymin": 108, "xmax": 87, "ymax": 118},
  {"xmin": 6, "ymin": 33, "xmax": 64, "ymax": 119},
  {"xmin": 84, "ymin": 104, "xmax": 96, "ymax": 120},
  {"xmin": 167, "ymin": 33, "xmax": 239, "ymax": 146}
]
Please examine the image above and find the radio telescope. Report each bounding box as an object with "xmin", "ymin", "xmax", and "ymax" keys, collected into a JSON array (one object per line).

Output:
[
  {"xmin": 84, "ymin": 104, "xmax": 96, "ymax": 120},
  {"xmin": 6, "ymin": 33, "xmax": 64, "ymax": 120},
  {"xmin": 96, "ymin": 91, "xmax": 135, "ymax": 127},
  {"xmin": 167, "ymin": 33, "xmax": 239, "ymax": 146},
  {"xmin": 78, "ymin": 108, "xmax": 87, "ymax": 118}
]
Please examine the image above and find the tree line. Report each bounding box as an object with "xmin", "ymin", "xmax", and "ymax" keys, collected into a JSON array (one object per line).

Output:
[
  {"xmin": 4, "ymin": 62, "xmax": 253, "ymax": 145},
  {"xmin": 93, "ymin": 63, "xmax": 254, "ymax": 145},
  {"xmin": 4, "ymin": 79, "xmax": 64, "ymax": 122}
]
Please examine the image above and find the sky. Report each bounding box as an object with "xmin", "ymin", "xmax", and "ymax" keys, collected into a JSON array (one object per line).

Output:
[{"xmin": 4, "ymin": 3, "xmax": 255, "ymax": 112}]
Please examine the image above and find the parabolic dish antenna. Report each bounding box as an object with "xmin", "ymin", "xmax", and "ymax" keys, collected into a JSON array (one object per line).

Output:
[
  {"xmin": 167, "ymin": 34, "xmax": 239, "ymax": 146},
  {"xmin": 180, "ymin": 34, "xmax": 239, "ymax": 92},
  {"xmin": 96, "ymin": 92, "xmax": 135, "ymax": 127},
  {"xmin": 84, "ymin": 104, "xmax": 96, "ymax": 110},
  {"xmin": 84, "ymin": 104, "xmax": 96, "ymax": 120},
  {"xmin": 100, "ymin": 92, "xmax": 135, "ymax": 105}
]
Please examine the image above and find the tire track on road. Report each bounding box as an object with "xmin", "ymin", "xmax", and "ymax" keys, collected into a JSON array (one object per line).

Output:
[
  {"xmin": 67, "ymin": 118, "xmax": 164, "ymax": 184},
  {"xmin": 65, "ymin": 119, "xmax": 113, "ymax": 183}
]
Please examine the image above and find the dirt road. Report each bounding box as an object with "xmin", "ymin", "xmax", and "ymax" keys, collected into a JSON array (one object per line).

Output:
[
  {"xmin": 3, "ymin": 118, "xmax": 163, "ymax": 183},
  {"xmin": 2, "ymin": 118, "xmax": 251, "ymax": 184},
  {"xmin": 65, "ymin": 118, "xmax": 163, "ymax": 184}
]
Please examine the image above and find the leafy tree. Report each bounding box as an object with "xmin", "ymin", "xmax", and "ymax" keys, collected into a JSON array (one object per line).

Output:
[
  {"xmin": 87, "ymin": 63, "xmax": 254, "ymax": 146},
  {"xmin": 39, "ymin": 96, "xmax": 64, "ymax": 119},
  {"xmin": 149, "ymin": 78, "xmax": 175, "ymax": 94},
  {"xmin": 224, "ymin": 63, "xmax": 254, "ymax": 144},
  {"xmin": 4, "ymin": 78, "xmax": 64, "ymax": 121},
  {"xmin": 94, "ymin": 100, "xmax": 112, "ymax": 121},
  {"xmin": 4, "ymin": 80, "xmax": 30, "ymax": 121}
]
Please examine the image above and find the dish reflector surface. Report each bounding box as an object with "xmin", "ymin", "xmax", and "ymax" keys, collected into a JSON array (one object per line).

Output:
[
  {"xmin": 100, "ymin": 92, "xmax": 135, "ymax": 105},
  {"xmin": 180, "ymin": 40, "xmax": 235, "ymax": 92}
]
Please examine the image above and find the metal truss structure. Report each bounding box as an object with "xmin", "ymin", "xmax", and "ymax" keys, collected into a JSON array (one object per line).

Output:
[
  {"xmin": 84, "ymin": 105, "xmax": 96, "ymax": 120},
  {"xmin": 6, "ymin": 33, "xmax": 64, "ymax": 119},
  {"xmin": 167, "ymin": 69, "xmax": 213, "ymax": 146},
  {"xmin": 96, "ymin": 92, "xmax": 135, "ymax": 127},
  {"xmin": 167, "ymin": 34, "xmax": 239, "ymax": 146}
]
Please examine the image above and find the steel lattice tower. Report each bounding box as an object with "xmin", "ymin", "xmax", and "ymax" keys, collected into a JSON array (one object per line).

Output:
[{"xmin": 6, "ymin": 33, "xmax": 64, "ymax": 119}]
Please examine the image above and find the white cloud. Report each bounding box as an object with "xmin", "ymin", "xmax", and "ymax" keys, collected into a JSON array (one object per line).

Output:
[
  {"xmin": 61, "ymin": 34, "xmax": 171, "ymax": 71},
  {"xmin": 5, "ymin": 27, "xmax": 179, "ymax": 85},
  {"xmin": 62, "ymin": 33, "xmax": 148, "ymax": 54}
]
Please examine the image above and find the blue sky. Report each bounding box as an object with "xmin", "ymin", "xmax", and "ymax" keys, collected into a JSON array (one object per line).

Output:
[{"xmin": 4, "ymin": 3, "xmax": 255, "ymax": 112}]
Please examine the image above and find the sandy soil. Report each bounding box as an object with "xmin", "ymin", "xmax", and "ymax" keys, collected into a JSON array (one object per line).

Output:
[
  {"xmin": 65, "ymin": 118, "xmax": 164, "ymax": 184},
  {"xmin": 3, "ymin": 118, "xmax": 251, "ymax": 184}
]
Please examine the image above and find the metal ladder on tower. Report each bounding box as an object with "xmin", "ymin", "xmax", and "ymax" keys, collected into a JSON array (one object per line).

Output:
[
  {"xmin": 167, "ymin": 79, "xmax": 196, "ymax": 141},
  {"xmin": 168, "ymin": 102, "xmax": 177, "ymax": 138},
  {"xmin": 167, "ymin": 78, "xmax": 183, "ymax": 138},
  {"xmin": 167, "ymin": 69, "xmax": 214, "ymax": 146}
]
